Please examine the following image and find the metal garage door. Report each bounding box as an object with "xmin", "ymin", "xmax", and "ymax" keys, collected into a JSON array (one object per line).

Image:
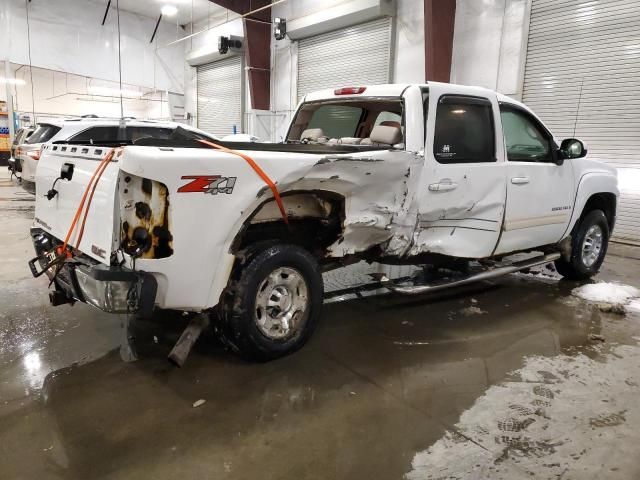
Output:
[
  {"xmin": 297, "ymin": 17, "xmax": 392, "ymax": 100},
  {"xmin": 522, "ymin": 0, "xmax": 640, "ymax": 244},
  {"xmin": 197, "ymin": 56, "xmax": 243, "ymax": 137}
]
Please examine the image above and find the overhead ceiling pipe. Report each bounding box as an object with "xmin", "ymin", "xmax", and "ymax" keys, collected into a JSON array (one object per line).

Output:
[
  {"xmin": 101, "ymin": 0, "xmax": 111, "ymax": 25},
  {"xmin": 150, "ymin": 13, "xmax": 162, "ymax": 43}
]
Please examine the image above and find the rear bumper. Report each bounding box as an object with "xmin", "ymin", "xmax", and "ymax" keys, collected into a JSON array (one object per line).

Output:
[
  {"xmin": 30, "ymin": 228, "xmax": 157, "ymax": 317},
  {"xmin": 21, "ymin": 157, "xmax": 36, "ymax": 182}
]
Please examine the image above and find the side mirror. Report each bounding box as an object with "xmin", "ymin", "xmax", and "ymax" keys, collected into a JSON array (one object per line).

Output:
[{"xmin": 560, "ymin": 138, "xmax": 587, "ymax": 160}]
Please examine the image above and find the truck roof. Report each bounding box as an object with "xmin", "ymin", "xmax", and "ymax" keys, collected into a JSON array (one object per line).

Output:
[{"xmin": 303, "ymin": 82, "xmax": 508, "ymax": 102}]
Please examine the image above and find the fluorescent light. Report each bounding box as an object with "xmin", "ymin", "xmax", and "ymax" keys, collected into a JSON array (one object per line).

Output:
[
  {"xmin": 161, "ymin": 5, "xmax": 178, "ymax": 16},
  {"xmin": 0, "ymin": 77, "xmax": 26, "ymax": 85},
  {"xmin": 88, "ymin": 86, "xmax": 144, "ymax": 97}
]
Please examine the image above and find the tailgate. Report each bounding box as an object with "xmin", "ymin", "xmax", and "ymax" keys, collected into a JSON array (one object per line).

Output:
[{"xmin": 34, "ymin": 145, "xmax": 119, "ymax": 264}]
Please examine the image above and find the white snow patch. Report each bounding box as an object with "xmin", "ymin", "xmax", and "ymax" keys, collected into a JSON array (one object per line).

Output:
[
  {"xmin": 572, "ymin": 282, "xmax": 639, "ymax": 305},
  {"xmin": 627, "ymin": 299, "xmax": 640, "ymax": 314},
  {"xmin": 406, "ymin": 344, "xmax": 640, "ymax": 479}
]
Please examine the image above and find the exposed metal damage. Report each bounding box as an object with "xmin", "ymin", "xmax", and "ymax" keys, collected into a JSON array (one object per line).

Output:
[
  {"xmin": 239, "ymin": 149, "xmax": 423, "ymax": 260},
  {"xmin": 120, "ymin": 174, "xmax": 173, "ymax": 259}
]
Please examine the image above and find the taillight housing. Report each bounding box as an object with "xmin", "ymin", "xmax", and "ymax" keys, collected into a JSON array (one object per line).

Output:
[
  {"xmin": 26, "ymin": 148, "xmax": 41, "ymax": 161},
  {"xmin": 334, "ymin": 87, "xmax": 366, "ymax": 95}
]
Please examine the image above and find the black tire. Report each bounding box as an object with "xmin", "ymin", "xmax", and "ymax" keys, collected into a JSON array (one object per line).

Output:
[
  {"xmin": 555, "ymin": 209, "xmax": 609, "ymax": 280},
  {"xmin": 219, "ymin": 243, "xmax": 323, "ymax": 361}
]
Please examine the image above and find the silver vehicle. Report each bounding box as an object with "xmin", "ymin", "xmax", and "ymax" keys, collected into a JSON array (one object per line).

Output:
[{"xmin": 8, "ymin": 126, "xmax": 35, "ymax": 177}]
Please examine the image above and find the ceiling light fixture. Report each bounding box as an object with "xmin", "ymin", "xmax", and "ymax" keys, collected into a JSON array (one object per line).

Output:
[
  {"xmin": 0, "ymin": 77, "xmax": 26, "ymax": 85},
  {"xmin": 161, "ymin": 5, "xmax": 178, "ymax": 16}
]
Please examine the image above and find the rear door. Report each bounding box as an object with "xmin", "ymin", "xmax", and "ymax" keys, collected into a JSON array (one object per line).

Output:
[
  {"xmin": 416, "ymin": 84, "xmax": 507, "ymax": 258},
  {"xmin": 494, "ymin": 104, "xmax": 574, "ymax": 254}
]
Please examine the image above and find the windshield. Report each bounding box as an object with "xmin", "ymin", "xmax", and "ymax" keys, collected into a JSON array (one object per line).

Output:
[
  {"xmin": 26, "ymin": 124, "xmax": 61, "ymax": 144},
  {"xmin": 287, "ymin": 99, "xmax": 403, "ymax": 147}
]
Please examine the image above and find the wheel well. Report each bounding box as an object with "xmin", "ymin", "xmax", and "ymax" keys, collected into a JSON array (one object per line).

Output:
[
  {"xmin": 230, "ymin": 191, "xmax": 346, "ymax": 258},
  {"xmin": 581, "ymin": 192, "xmax": 616, "ymax": 231}
]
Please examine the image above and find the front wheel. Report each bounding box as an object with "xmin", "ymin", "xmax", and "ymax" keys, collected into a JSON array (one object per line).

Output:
[
  {"xmin": 555, "ymin": 209, "xmax": 610, "ymax": 280},
  {"xmin": 220, "ymin": 243, "xmax": 324, "ymax": 361}
]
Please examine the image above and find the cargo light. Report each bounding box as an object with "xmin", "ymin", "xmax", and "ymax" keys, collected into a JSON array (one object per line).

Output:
[{"xmin": 334, "ymin": 87, "xmax": 366, "ymax": 95}]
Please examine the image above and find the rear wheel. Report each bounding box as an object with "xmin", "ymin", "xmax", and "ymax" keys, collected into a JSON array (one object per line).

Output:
[
  {"xmin": 555, "ymin": 209, "xmax": 609, "ymax": 280},
  {"xmin": 219, "ymin": 243, "xmax": 323, "ymax": 361}
]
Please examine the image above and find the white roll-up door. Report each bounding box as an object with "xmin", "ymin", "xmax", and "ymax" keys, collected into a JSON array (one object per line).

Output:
[
  {"xmin": 522, "ymin": 0, "xmax": 640, "ymax": 245},
  {"xmin": 197, "ymin": 56, "xmax": 243, "ymax": 137},
  {"xmin": 297, "ymin": 17, "xmax": 392, "ymax": 100}
]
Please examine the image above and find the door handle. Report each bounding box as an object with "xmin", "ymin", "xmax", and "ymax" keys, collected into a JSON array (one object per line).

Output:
[
  {"xmin": 511, "ymin": 177, "xmax": 530, "ymax": 185},
  {"xmin": 428, "ymin": 181, "xmax": 458, "ymax": 192}
]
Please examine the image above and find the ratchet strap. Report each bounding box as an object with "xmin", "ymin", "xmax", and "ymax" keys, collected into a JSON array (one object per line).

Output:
[
  {"xmin": 197, "ymin": 139, "xmax": 289, "ymax": 225},
  {"xmin": 30, "ymin": 147, "xmax": 119, "ymax": 279},
  {"xmin": 59, "ymin": 147, "xmax": 118, "ymax": 257}
]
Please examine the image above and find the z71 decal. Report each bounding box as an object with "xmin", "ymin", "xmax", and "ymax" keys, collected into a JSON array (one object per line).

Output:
[{"xmin": 178, "ymin": 175, "xmax": 237, "ymax": 195}]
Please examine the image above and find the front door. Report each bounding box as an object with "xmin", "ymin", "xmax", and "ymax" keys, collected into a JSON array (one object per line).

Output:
[
  {"xmin": 415, "ymin": 84, "xmax": 507, "ymax": 259},
  {"xmin": 495, "ymin": 104, "xmax": 575, "ymax": 254}
]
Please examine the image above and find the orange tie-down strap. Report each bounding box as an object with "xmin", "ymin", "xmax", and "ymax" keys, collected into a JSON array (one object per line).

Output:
[
  {"xmin": 197, "ymin": 139, "xmax": 289, "ymax": 225},
  {"xmin": 58, "ymin": 147, "xmax": 119, "ymax": 257}
]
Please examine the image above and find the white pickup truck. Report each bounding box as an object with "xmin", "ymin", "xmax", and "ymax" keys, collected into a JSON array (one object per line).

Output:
[{"xmin": 30, "ymin": 82, "xmax": 619, "ymax": 362}]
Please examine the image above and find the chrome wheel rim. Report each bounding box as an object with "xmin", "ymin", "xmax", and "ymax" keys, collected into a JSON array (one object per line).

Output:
[
  {"xmin": 255, "ymin": 267, "xmax": 309, "ymax": 340},
  {"xmin": 581, "ymin": 224, "xmax": 603, "ymax": 268}
]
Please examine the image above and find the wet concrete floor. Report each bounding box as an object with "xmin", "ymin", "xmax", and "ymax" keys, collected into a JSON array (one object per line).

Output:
[{"xmin": 1, "ymin": 170, "xmax": 640, "ymax": 479}]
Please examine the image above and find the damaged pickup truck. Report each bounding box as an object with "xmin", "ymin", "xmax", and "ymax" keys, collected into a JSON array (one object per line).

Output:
[{"xmin": 29, "ymin": 83, "xmax": 619, "ymax": 362}]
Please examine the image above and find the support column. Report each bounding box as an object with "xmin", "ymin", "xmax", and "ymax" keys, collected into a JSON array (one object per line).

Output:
[
  {"xmin": 209, "ymin": 0, "xmax": 271, "ymax": 110},
  {"xmin": 424, "ymin": 0, "xmax": 456, "ymax": 82},
  {"xmin": 2, "ymin": 0, "xmax": 15, "ymax": 144},
  {"xmin": 4, "ymin": 61, "xmax": 15, "ymax": 144}
]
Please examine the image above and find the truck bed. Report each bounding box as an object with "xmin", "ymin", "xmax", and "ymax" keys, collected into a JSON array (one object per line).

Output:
[{"xmin": 55, "ymin": 138, "xmax": 391, "ymax": 155}]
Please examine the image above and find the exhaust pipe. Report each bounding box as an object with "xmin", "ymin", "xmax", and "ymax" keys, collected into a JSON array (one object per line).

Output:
[
  {"xmin": 380, "ymin": 253, "xmax": 561, "ymax": 295},
  {"xmin": 168, "ymin": 313, "xmax": 210, "ymax": 367}
]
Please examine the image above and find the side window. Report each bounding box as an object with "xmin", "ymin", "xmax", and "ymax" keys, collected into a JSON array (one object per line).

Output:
[
  {"xmin": 433, "ymin": 96, "xmax": 495, "ymax": 164},
  {"xmin": 128, "ymin": 127, "xmax": 174, "ymax": 142},
  {"xmin": 70, "ymin": 126, "xmax": 120, "ymax": 143},
  {"xmin": 500, "ymin": 107, "xmax": 552, "ymax": 162}
]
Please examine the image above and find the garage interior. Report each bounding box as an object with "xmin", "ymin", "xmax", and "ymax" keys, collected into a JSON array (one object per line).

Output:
[{"xmin": 1, "ymin": 0, "xmax": 640, "ymax": 479}]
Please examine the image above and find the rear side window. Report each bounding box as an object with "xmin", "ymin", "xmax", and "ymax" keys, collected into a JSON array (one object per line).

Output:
[
  {"xmin": 306, "ymin": 105, "xmax": 363, "ymax": 139},
  {"xmin": 128, "ymin": 127, "xmax": 174, "ymax": 142},
  {"xmin": 433, "ymin": 96, "xmax": 495, "ymax": 164},
  {"xmin": 26, "ymin": 124, "xmax": 61, "ymax": 144},
  {"xmin": 70, "ymin": 126, "xmax": 120, "ymax": 143},
  {"xmin": 69, "ymin": 126, "xmax": 176, "ymax": 144}
]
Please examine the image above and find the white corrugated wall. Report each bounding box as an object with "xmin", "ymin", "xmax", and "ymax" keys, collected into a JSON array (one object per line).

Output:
[
  {"xmin": 297, "ymin": 17, "xmax": 393, "ymax": 100},
  {"xmin": 196, "ymin": 56, "xmax": 243, "ymax": 137},
  {"xmin": 522, "ymin": 0, "xmax": 640, "ymax": 244}
]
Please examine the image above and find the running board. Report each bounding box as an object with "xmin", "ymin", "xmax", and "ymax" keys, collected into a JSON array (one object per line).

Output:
[{"xmin": 379, "ymin": 253, "xmax": 561, "ymax": 295}]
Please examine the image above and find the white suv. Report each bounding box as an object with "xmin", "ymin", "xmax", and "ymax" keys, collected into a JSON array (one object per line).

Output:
[{"xmin": 19, "ymin": 118, "xmax": 217, "ymax": 190}]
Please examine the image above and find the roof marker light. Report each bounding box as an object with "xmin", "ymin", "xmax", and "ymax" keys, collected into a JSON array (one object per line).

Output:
[{"xmin": 334, "ymin": 87, "xmax": 366, "ymax": 95}]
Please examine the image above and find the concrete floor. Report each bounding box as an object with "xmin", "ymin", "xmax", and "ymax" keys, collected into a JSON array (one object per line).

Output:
[{"xmin": 2, "ymin": 170, "xmax": 640, "ymax": 480}]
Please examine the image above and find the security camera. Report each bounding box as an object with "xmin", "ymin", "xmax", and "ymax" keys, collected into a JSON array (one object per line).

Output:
[
  {"xmin": 218, "ymin": 36, "xmax": 230, "ymax": 54},
  {"xmin": 274, "ymin": 17, "xmax": 286, "ymax": 40},
  {"xmin": 218, "ymin": 36, "xmax": 243, "ymax": 55}
]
